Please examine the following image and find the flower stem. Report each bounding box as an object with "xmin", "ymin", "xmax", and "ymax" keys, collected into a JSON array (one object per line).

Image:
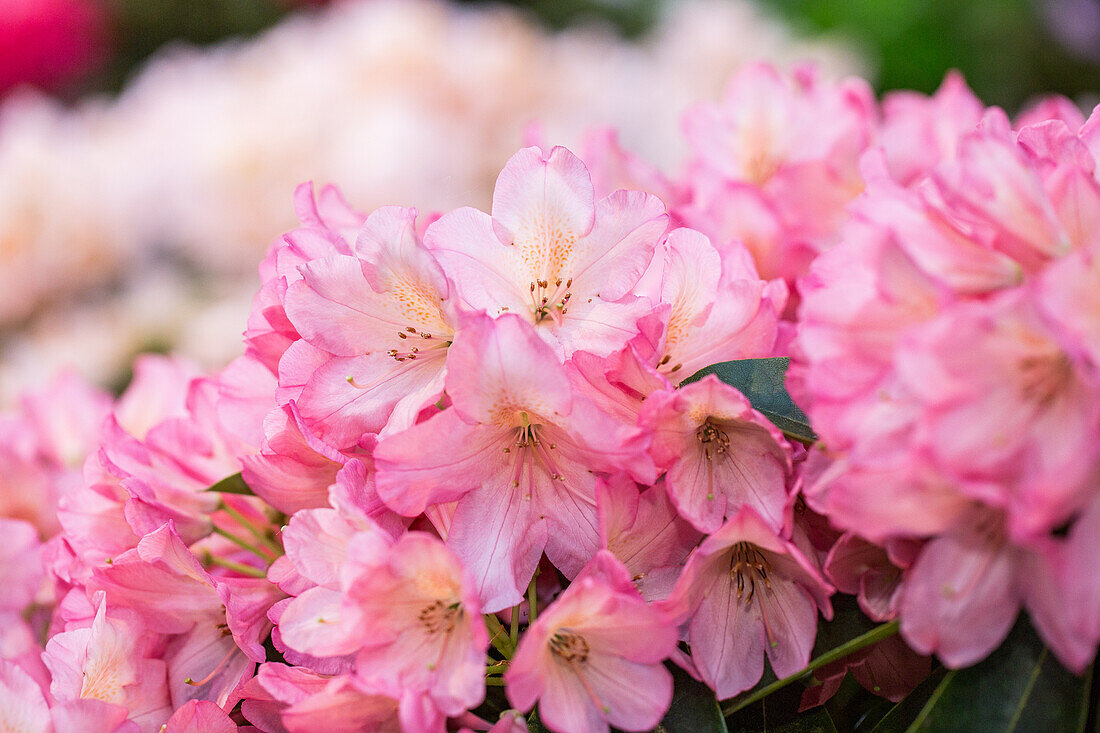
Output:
[
  {"xmin": 720, "ymin": 620, "xmax": 900, "ymax": 716},
  {"xmin": 527, "ymin": 570, "xmax": 539, "ymax": 625},
  {"xmin": 203, "ymin": 553, "xmax": 267, "ymax": 578},
  {"xmin": 485, "ymin": 613, "xmax": 514, "ymax": 658},
  {"xmin": 485, "ymin": 661, "xmax": 509, "ymax": 675},
  {"xmin": 220, "ymin": 501, "xmax": 282, "ymax": 555},
  {"xmin": 486, "ymin": 678, "xmax": 507, "ymax": 687},
  {"xmin": 211, "ymin": 525, "xmax": 273, "ymax": 561},
  {"xmin": 510, "ymin": 603, "xmax": 520, "ymax": 650}
]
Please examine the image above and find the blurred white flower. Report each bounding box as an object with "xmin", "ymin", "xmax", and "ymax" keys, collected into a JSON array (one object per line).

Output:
[{"xmin": 0, "ymin": 0, "xmax": 864, "ymax": 402}]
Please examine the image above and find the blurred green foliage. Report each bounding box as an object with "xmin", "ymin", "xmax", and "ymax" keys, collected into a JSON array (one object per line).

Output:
[
  {"xmin": 464, "ymin": 0, "xmax": 660, "ymax": 37},
  {"xmin": 76, "ymin": 0, "xmax": 1100, "ymax": 110},
  {"xmin": 90, "ymin": 0, "xmax": 289, "ymax": 92},
  {"xmin": 757, "ymin": 0, "xmax": 1100, "ymax": 110}
]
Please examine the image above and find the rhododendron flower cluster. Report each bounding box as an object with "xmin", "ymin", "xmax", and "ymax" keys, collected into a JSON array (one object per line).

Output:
[
  {"xmin": 1, "ymin": 61, "xmax": 1098, "ymax": 732},
  {"xmin": 794, "ymin": 93, "xmax": 1100, "ymax": 672}
]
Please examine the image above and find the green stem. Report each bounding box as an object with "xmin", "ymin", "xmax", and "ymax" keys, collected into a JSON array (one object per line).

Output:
[
  {"xmin": 527, "ymin": 571, "xmax": 539, "ymax": 625},
  {"xmin": 486, "ymin": 677, "xmax": 507, "ymax": 687},
  {"xmin": 906, "ymin": 668, "xmax": 956, "ymax": 733},
  {"xmin": 220, "ymin": 501, "xmax": 282, "ymax": 555},
  {"xmin": 721, "ymin": 620, "xmax": 900, "ymax": 716},
  {"xmin": 211, "ymin": 525, "xmax": 273, "ymax": 561},
  {"xmin": 485, "ymin": 661, "xmax": 510, "ymax": 675},
  {"xmin": 204, "ymin": 554, "xmax": 267, "ymax": 578},
  {"xmin": 484, "ymin": 613, "xmax": 514, "ymax": 658},
  {"xmin": 510, "ymin": 603, "xmax": 520, "ymax": 650}
]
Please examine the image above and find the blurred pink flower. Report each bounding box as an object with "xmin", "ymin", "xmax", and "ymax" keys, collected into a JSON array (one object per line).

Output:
[{"xmin": 0, "ymin": 0, "xmax": 107, "ymax": 95}]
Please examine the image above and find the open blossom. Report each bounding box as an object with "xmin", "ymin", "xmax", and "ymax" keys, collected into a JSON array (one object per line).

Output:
[
  {"xmin": 641, "ymin": 374, "xmax": 793, "ymax": 533},
  {"xmin": 662, "ymin": 508, "xmax": 833, "ymax": 699},
  {"xmin": 285, "ymin": 205, "xmax": 462, "ymax": 446},
  {"xmin": 162, "ymin": 699, "xmax": 236, "ymax": 732},
  {"xmin": 597, "ymin": 476, "xmax": 702, "ymax": 602},
  {"xmin": 375, "ymin": 313, "xmax": 646, "ymax": 610},
  {"xmin": 43, "ymin": 593, "xmax": 172, "ymax": 731},
  {"xmin": 425, "ymin": 145, "xmax": 668, "ymax": 358},
  {"xmin": 507, "ymin": 551, "xmax": 676, "ymax": 733},
  {"xmin": 279, "ymin": 528, "xmax": 488, "ymax": 716},
  {"xmin": 240, "ymin": 663, "xmax": 443, "ymax": 733},
  {"xmin": 640, "ymin": 227, "xmax": 783, "ymax": 382}
]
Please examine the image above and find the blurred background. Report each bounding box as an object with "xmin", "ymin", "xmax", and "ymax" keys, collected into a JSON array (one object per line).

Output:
[{"xmin": 2, "ymin": 0, "xmax": 1098, "ymax": 402}]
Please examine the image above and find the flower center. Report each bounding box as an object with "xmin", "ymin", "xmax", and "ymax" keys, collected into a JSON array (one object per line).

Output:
[
  {"xmin": 696, "ymin": 418, "xmax": 731, "ymax": 461},
  {"xmin": 503, "ymin": 420, "xmax": 566, "ymax": 489},
  {"xmin": 1017, "ymin": 351, "xmax": 1072, "ymax": 407},
  {"xmin": 549, "ymin": 629, "xmax": 590, "ymax": 664},
  {"xmin": 730, "ymin": 541, "xmax": 772, "ymax": 604},
  {"xmin": 418, "ymin": 599, "xmax": 462, "ymax": 635},
  {"xmin": 529, "ymin": 278, "xmax": 573, "ymax": 325}
]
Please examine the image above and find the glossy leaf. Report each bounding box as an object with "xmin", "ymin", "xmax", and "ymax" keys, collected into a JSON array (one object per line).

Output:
[
  {"xmin": 870, "ymin": 618, "xmax": 1093, "ymax": 732},
  {"xmin": 204, "ymin": 471, "xmax": 254, "ymax": 495},
  {"xmin": 680, "ymin": 358, "xmax": 816, "ymax": 444},
  {"xmin": 661, "ymin": 662, "xmax": 729, "ymax": 733}
]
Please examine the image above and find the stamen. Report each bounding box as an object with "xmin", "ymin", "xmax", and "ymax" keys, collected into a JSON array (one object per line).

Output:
[
  {"xmin": 549, "ymin": 630, "xmax": 590, "ymax": 663},
  {"xmin": 418, "ymin": 599, "xmax": 462, "ymax": 635},
  {"xmin": 729, "ymin": 542, "xmax": 777, "ymax": 647},
  {"xmin": 185, "ymin": 645, "xmax": 238, "ymax": 687},
  {"xmin": 549, "ymin": 630, "xmax": 610, "ymax": 714}
]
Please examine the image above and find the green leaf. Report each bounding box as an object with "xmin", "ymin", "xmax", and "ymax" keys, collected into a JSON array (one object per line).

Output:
[
  {"xmin": 659, "ymin": 662, "xmax": 728, "ymax": 733},
  {"xmin": 205, "ymin": 472, "xmax": 254, "ymax": 496},
  {"xmin": 679, "ymin": 358, "xmax": 816, "ymax": 444},
  {"xmin": 869, "ymin": 617, "xmax": 1093, "ymax": 732},
  {"xmin": 724, "ymin": 680, "xmax": 838, "ymax": 733}
]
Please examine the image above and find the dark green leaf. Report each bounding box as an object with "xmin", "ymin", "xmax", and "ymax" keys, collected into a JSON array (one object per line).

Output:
[
  {"xmin": 658, "ymin": 662, "xmax": 728, "ymax": 733},
  {"xmin": 870, "ymin": 617, "xmax": 1093, "ymax": 732},
  {"xmin": 725, "ymin": 679, "xmax": 837, "ymax": 733},
  {"xmin": 679, "ymin": 358, "xmax": 816, "ymax": 444},
  {"xmin": 205, "ymin": 472, "xmax": 253, "ymax": 496},
  {"xmin": 812, "ymin": 594, "xmax": 881, "ymax": 657},
  {"xmin": 526, "ymin": 710, "xmax": 547, "ymax": 733}
]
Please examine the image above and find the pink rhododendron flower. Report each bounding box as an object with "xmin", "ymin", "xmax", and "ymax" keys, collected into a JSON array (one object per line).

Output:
[
  {"xmin": 662, "ymin": 508, "xmax": 833, "ymax": 698},
  {"xmin": 162, "ymin": 699, "xmax": 236, "ymax": 732},
  {"xmin": 597, "ymin": 476, "xmax": 702, "ymax": 602},
  {"xmin": 43, "ymin": 593, "xmax": 172, "ymax": 731},
  {"xmin": 824, "ymin": 532, "xmax": 916, "ymax": 622},
  {"xmin": 679, "ymin": 62, "xmax": 875, "ymax": 285},
  {"xmin": 895, "ymin": 290, "xmax": 1100, "ymax": 538},
  {"xmin": 641, "ymin": 374, "xmax": 793, "ymax": 533},
  {"xmin": 344, "ymin": 532, "xmax": 488, "ymax": 714},
  {"xmin": 280, "ymin": 528, "xmax": 488, "ymax": 716},
  {"xmin": 507, "ymin": 551, "xmax": 676, "ymax": 733},
  {"xmin": 241, "ymin": 663, "xmax": 442, "ymax": 733},
  {"xmin": 0, "ymin": 659, "xmax": 51, "ymax": 733},
  {"xmin": 878, "ymin": 71, "xmax": 985, "ymax": 186},
  {"xmin": 425, "ymin": 145, "xmax": 668, "ymax": 358},
  {"xmin": 285, "ymin": 205, "xmax": 461, "ymax": 446},
  {"xmin": 641, "ymin": 228, "xmax": 783, "ymax": 381},
  {"xmin": 0, "ymin": 370, "xmax": 110, "ymax": 536},
  {"xmin": 375, "ymin": 313, "xmax": 646, "ymax": 610},
  {"xmin": 799, "ymin": 634, "xmax": 930, "ymax": 710}
]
